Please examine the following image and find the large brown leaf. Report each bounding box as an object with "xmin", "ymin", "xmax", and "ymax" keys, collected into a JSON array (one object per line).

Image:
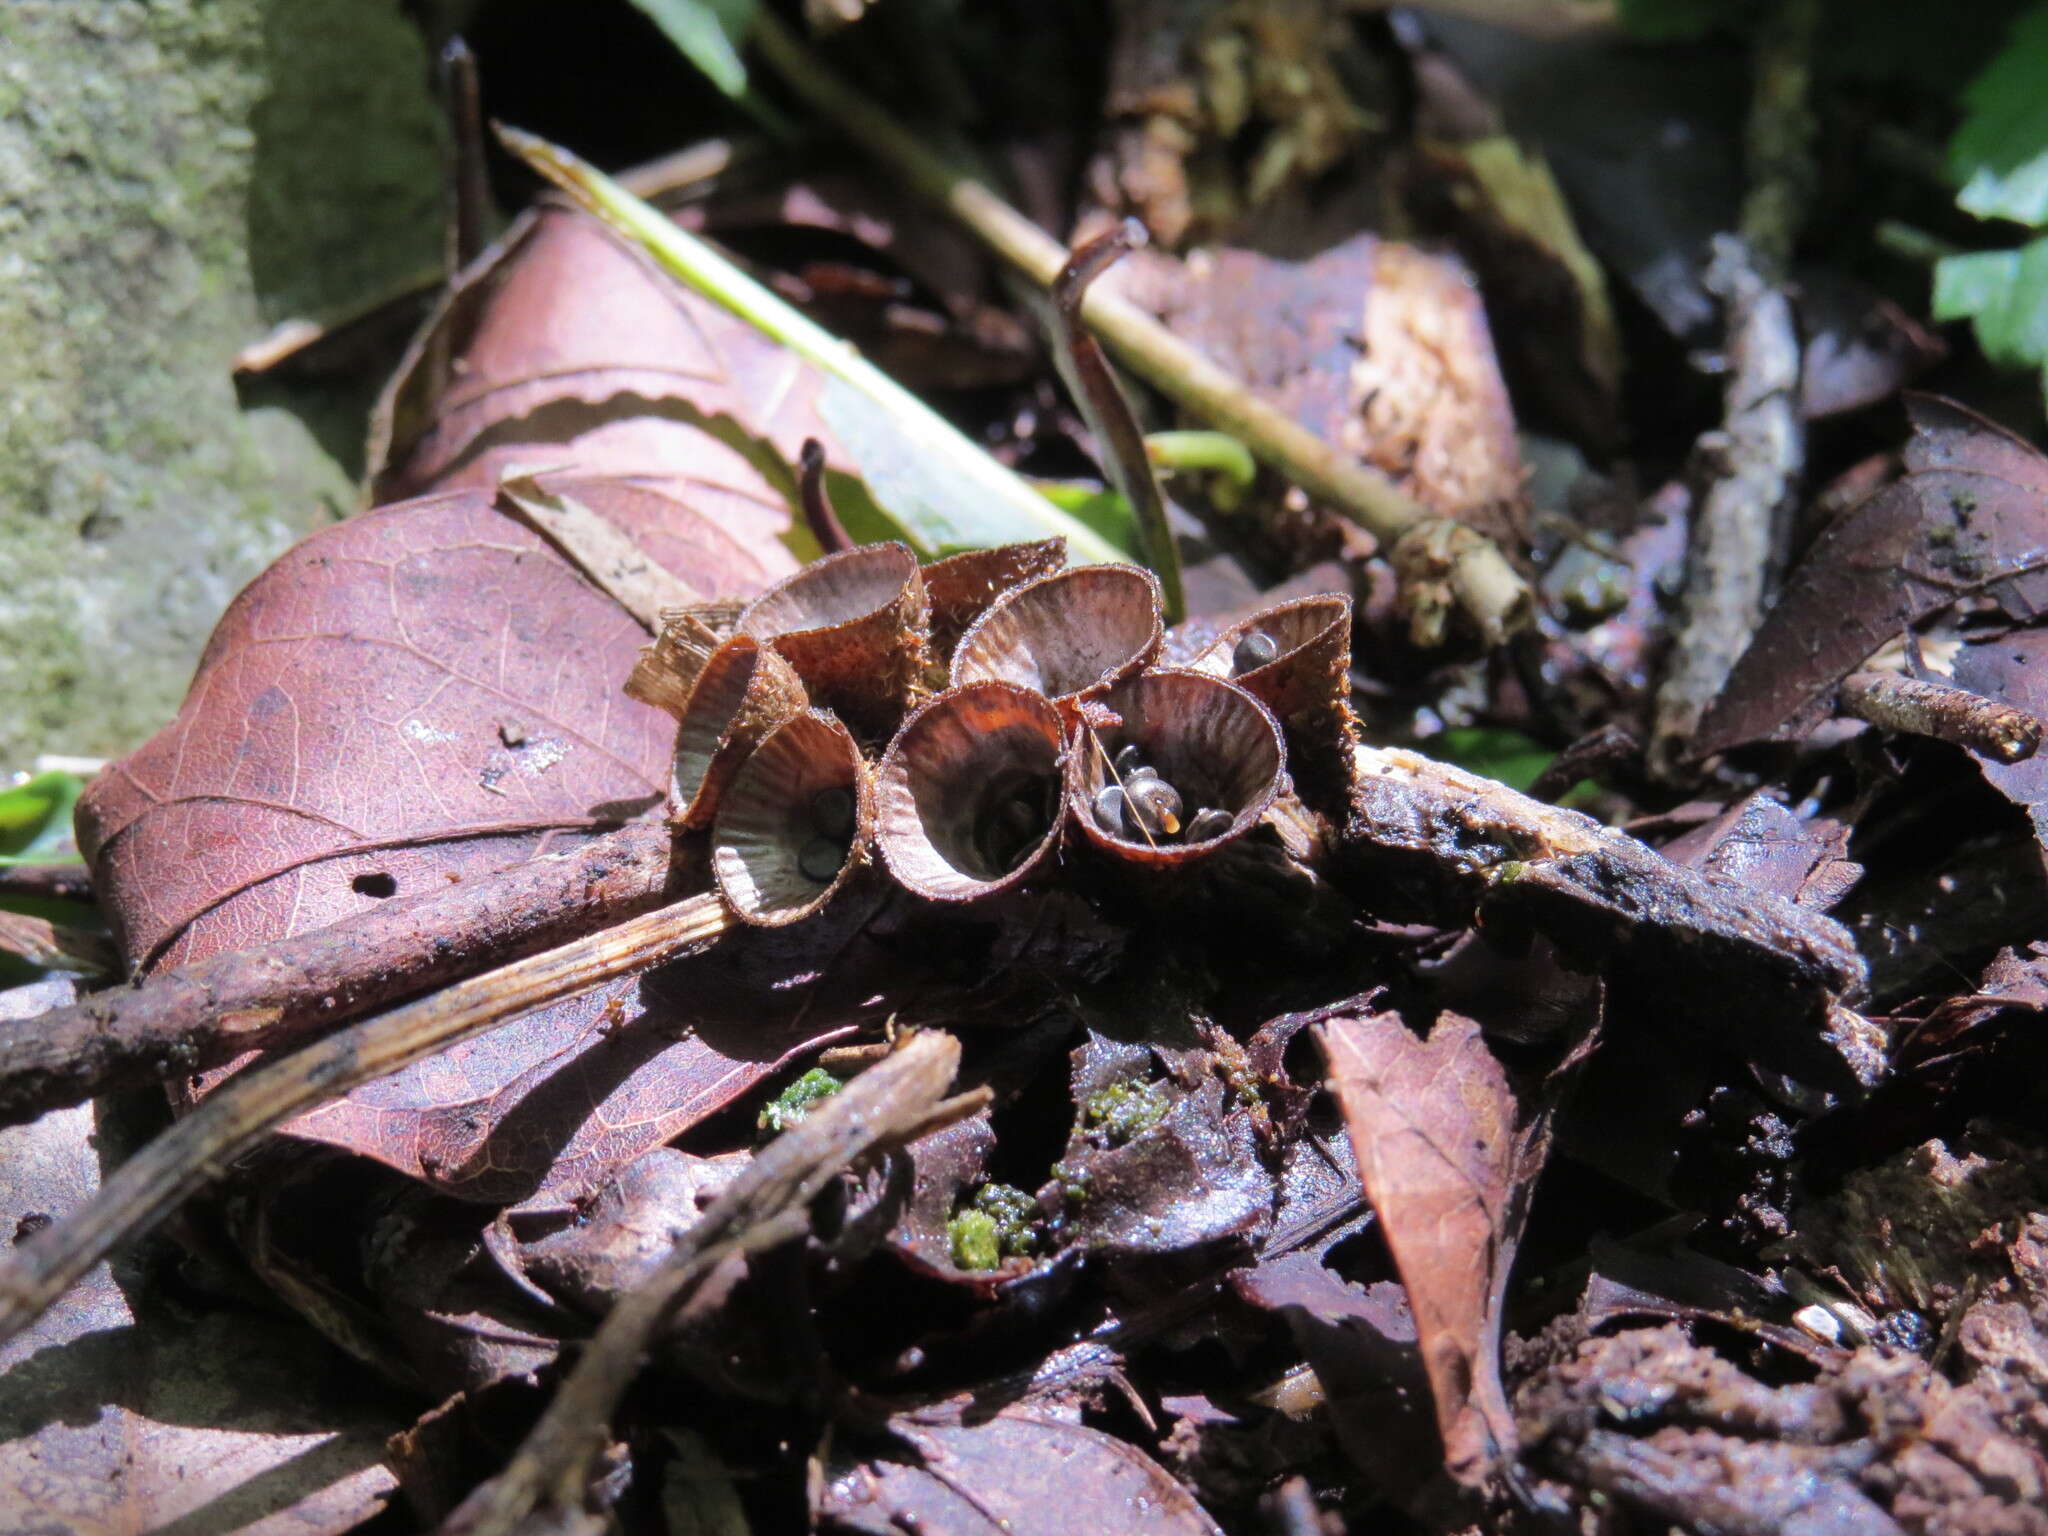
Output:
[
  {"xmin": 75, "ymin": 473, "xmax": 809, "ymax": 1201},
  {"xmin": 369, "ymin": 202, "xmax": 843, "ymax": 525},
  {"xmin": 1696, "ymin": 395, "xmax": 2048, "ymax": 757},
  {"xmin": 1316, "ymin": 1010, "xmax": 1555, "ymax": 1487}
]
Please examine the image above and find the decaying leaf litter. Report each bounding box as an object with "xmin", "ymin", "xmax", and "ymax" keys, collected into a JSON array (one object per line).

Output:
[{"xmin": 8, "ymin": 3, "xmax": 2048, "ymax": 1531}]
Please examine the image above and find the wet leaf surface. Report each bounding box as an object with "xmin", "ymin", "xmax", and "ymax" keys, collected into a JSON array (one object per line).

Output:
[{"xmin": 820, "ymin": 1411, "xmax": 1224, "ymax": 1535}]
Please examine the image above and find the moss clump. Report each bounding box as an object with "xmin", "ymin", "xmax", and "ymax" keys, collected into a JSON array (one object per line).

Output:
[
  {"xmin": 758, "ymin": 1068, "xmax": 843, "ymax": 1134},
  {"xmin": 947, "ymin": 1183, "xmax": 1038, "ymax": 1270},
  {"xmin": 948, "ymin": 1209, "xmax": 1001, "ymax": 1269},
  {"xmin": 1083, "ymin": 1077, "xmax": 1172, "ymax": 1144}
]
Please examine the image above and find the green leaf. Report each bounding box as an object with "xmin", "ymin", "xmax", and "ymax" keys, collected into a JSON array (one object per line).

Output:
[
  {"xmin": 1935, "ymin": 239, "xmax": 2048, "ymax": 372},
  {"xmin": 1029, "ymin": 481, "xmax": 1140, "ymax": 559},
  {"xmin": 626, "ymin": 0, "xmax": 756, "ymax": 99},
  {"xmin": 0, "ymin": 771, "xmax": 86, "ymax": 865},
  {"xmin": 1431, "ymin": 728, "xmax": 1554, "ymax": 794},
  {"xmin": 1614, "ymin": 0, "xmax": 1744, "ymax": 42},
  {"xmin": 498, "ymin": 127, "xmax": 1126, "ymax": 566},
  {"xmin": 1950, "ymin": 4, "xmax": 2048, "ymax": 226}
]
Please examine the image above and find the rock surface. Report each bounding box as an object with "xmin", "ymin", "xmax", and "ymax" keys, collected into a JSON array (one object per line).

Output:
[{"xmin": 0, "ymin": 0, "xmax": 445, "ymax": 764}]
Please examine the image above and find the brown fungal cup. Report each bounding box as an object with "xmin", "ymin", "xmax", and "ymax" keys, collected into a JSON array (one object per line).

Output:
[
  {"xmin": 920, "ymin": 538, "xmax": 1068, "ymax": 668},
  {"xmin": 1192, "ymin": 594, "xmax": 1358, "ymax": 810},
  {"xmin": 875, "ymin": 683, "xmax": 1068, "ymax": 902},
  {"xmin": 1070, "ymin": 669, "xmax": 1287, "ymax": 865},
  {"xmin": 668, "ymin": 634, "xmax": 810, "ymax": 830},
  {"xmin": 711, "ymin": 709, "xmax": 874, "ymax": 927},
  {"xmin": 950, "ymin": 565, "xmax": 1163, "ymax": 709},
  {"xmin": 738, "ymin": 542, "xmax": 931, "ymax": 741}
]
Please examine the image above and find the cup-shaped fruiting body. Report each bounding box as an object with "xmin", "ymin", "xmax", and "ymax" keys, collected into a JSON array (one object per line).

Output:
[
  {"xmin": 738, "ymin": 542, "xmax": 930, "ymax": 742},
  {"xmin": 1192, "ymin": 594, "xmax": 1359, "ymax": 811},
  {"xmin": 712, "ymin": 709, "xmax": 874, "ymax": 926},
  {"xmin": 921, "ymin": 539, "xmax": 1068, "ymax": 667},
  {"xmin": 1071, "ymin": 669, "xmax": 1286, "ymax": 865},
  {"xmin": 876, "ymin": 683, "xmax": 1068, "ymax": 901},
  {"xmin": 951, "ymin": 565, "xmax": 1163, "ymax": 711},
  {"xmin": 669, "ymin": 635, "xmax": 811, "ymax": 830}
]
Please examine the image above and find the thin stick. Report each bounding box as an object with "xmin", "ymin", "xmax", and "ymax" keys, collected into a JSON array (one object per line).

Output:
[
  {"xmin": 744, "ymin": 9, "xmax": 1531, "ymax": 643},
  {"xmin": 0, "ymin": 822, "xmax": 679, "ymax": 1129},
  {"xmin": 1052, "ymin": 222, "xmax": 1186, "ymax": 625},
  {"xmin": 442, "ymin": 1032, "xmax": 979, "ymax": 1534},
  {"xmin": 799, "ymin": 438, "xmax": 854, "ymax": 554},
  {"xmin": 0, "ymin": 892, "xmax": 733, "ymax": 1348},
  {"xmin": 440, "ymin": 36, "xmax": 493, "ymax": 270},
  {"xmin": 1840, "ymin": 671, "xmax": 2043, "ymax": 763}
]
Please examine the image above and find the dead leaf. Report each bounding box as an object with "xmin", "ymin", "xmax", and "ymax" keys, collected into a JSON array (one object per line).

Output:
[
  {"xmin": 1315, "ymin": 1010, "xmax": 1550, "ymax": 1485},
  {"xmin": 819, "ymin": 1410, "xmax": 1224, "ymax": 1535},
  {"xmin": 1953, "ymin": 630, "xmax": 2048, "ymax": 857},
  {"xmin": 1404, "ymin": 134, "xmax": 1624, "ymax": 455},
  {"xmin": 73, "ymin": 474, "xmax": 811, "ymax": 1200},
  {"xmin": 0, "ymin": 1077, "xmax": 402, "ymax": 1533},
  {"xmin": 1116, "ymin": 235, "xmax": 1527, "ymax": 552},
  {"xmin": 1697, "ymin": 395, "xmax": 2048, "ymax": 757},
  {"xmin": 368, "ymin": 203, "xmax": 837, "ymax": 550}
]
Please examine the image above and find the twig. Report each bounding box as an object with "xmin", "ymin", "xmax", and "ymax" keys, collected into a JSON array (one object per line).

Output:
[
  {"xmin": 799, "ymin": 438, "xmax": 855, "ymax": 554},
  {"xmin": 0, "ymin": 892, "xmax": 734, "ymax": 1347},
  {"xmin": 1650, "ymin": 0, "xmax": 1819, "ymax": 778},
  {"xmin": 441, "ymin": 1032, "xmax": 982, "ymax": 1535},
  {"xmin": 0, "ymin": 863, "xmax": 93, "ymax": 902},
  {"xmin": 1052, "ymin": 222, "xmax": 1187, "ymax": 624},
  {"xmin": 743, "ymin": 9, "xmax": 1532, "ymax": 644},
  {"xmin": 1839, "ymin": 671, "xmax": 2044, "ymax": 763},
  {"xmin": 0, "ymin": 822, "xmax": 679, "ymax": 1129},
  {"xmin": 440, "ymin": 36, "xmax": 493, "ymax": 270}
]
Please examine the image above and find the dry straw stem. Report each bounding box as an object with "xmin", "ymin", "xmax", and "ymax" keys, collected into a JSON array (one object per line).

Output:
[
  {"xmin": 442, "ymin": 1031, "xmax": 983, "ymax": 1535},
  {"xmin": 746, "ymin": 9, "xmax": 1532, "ymax": 643},
  {"xmin": 0, "ymin": 892, "xmax": 734, "ymax": 1349}
]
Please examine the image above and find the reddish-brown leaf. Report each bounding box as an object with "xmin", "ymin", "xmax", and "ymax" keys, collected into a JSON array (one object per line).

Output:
[
  {"xmin": 368, "ymin": 202, "xmax": 843, "ymax": 528},
  {"xmin": 1118, "ymin": 235, "xmax": 1528, "ymax": 553},
  {"xmin": 1316, "ymin": 1010, "xmax": 1550, "ymax": 1486},
  {"xmin": 74, "ymin": 474, "xmax": 810, "ymax": 1201},
  {"xmin": 1697, "ymin": 395, "xmax": 2048, "ymax": 757}
]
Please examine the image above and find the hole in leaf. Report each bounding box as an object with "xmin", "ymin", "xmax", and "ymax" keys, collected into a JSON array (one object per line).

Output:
[{"xmin": 352, "ymin": 872, "xmax": 397, "ymax": 899}]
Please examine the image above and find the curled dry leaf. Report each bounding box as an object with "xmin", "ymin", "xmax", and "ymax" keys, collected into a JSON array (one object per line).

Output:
[
  {"xmin": 1316, "ymin": 1010, "xmax": 1561, "ymax": 1487},
  {"xmin": 370, "ymin": 202, "xmax": 843, "ymax": 532},
  {"xmin": 1696, "ymin": 395, "xmax": 2048, "ymax": 758}
]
